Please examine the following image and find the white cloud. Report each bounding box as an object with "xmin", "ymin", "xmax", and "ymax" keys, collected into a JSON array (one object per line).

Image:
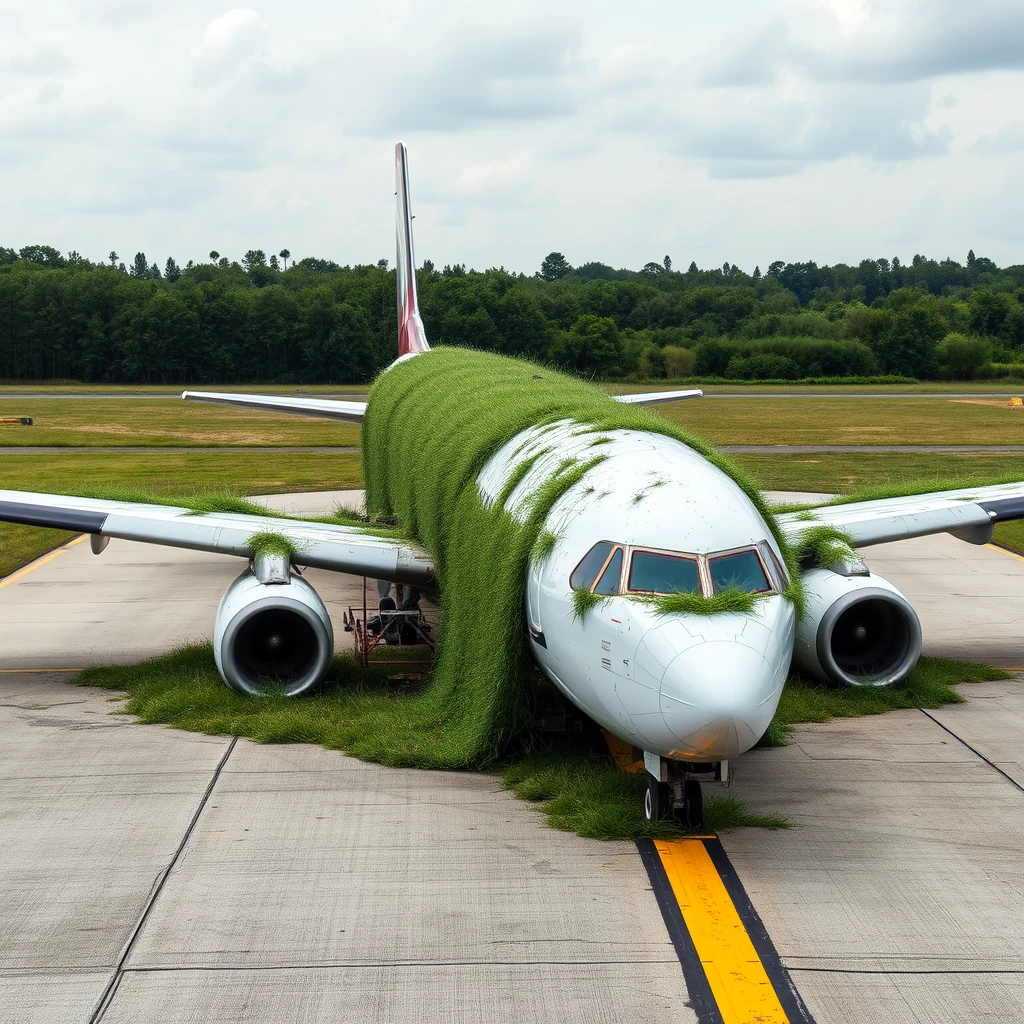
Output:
[{"xmin": 1, "ymin": 0, "xmax": 1024, "ymax": 271}]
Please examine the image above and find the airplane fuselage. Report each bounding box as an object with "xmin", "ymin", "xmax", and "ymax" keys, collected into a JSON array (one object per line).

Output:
[{"xmin": 477, "ymin": 417, "xmax": 796, "ymax": 763}]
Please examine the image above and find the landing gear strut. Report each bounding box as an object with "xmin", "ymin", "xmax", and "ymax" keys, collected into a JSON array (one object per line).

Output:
[{"xmin": 643, "ymin": 753, "xmax": 726, "ymax": 829}]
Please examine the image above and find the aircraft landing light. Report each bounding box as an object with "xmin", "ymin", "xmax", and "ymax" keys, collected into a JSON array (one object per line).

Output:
[{"xmin": 638, "ymin": 837, "xmax": 817, "ymax": 1024}]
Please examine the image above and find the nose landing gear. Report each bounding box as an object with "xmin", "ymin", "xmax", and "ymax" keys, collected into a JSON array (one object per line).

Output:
[{"xmin": 642, "ymin": 753, "xmax": 725, "ymax": 829}]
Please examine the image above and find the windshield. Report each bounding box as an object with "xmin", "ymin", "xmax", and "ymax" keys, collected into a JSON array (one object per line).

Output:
[
  {"xmin": 707, "ymin": 549, "xmax": 771, "ymax": 594},
  {"xmin": 628, "ymin": 550, "xmax": 702, "ymax": 594}
]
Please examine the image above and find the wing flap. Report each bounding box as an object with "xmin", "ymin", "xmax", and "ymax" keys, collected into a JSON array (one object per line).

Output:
[
  {"xmin": 0, "ymin": 490, "xmax": 433, "ymax": 586},
  {"xmin": 613, "ymin": 389, "xmax": 702, "ymax": 406},
  {"xmin": 778, "ymin": 481, "xmax": 1024, "ymax": 549},
  {"xmin": 182, "ymin": 391, "xmax": 367, "ymax": 423}
]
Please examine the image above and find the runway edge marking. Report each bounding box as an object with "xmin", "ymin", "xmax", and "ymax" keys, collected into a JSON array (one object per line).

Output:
[
  {"xmin": 0, "ymin": 534, "xmax": 87, "ymax": 590},
  {"xmin": 637, "ymin": 837, "xmax": 816, "ymax": 1024}
]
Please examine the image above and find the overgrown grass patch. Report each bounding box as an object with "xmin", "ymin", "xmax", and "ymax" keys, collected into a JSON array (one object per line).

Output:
[
  {"xmin": 73, "ymin": 644, "xmax": 1009, "ymax": 839},
  {"xmin": 500, "ymin": 742, "xmax": 789, "ymax": 839}
]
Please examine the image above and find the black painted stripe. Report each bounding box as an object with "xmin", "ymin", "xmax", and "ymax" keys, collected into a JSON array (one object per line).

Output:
[
  {"xmin": 704, "ymin": 838, "xmax": 818, "ymax": 1024},
  {"xmin": 635, "ymin": 839, "xmax": 723, "ymax": 1024},
  {"xmin": 979, "ymin": 496, "xmax": 1024, "ymax": 523},
  {"xmin": 0, "ymin": 500, "xmax": 107, "ymax": 534}
]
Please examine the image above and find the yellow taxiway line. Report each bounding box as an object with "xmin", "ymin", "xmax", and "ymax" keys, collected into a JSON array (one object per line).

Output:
[
  {"xmin": 987, "ymin": 542, "xmax": 1024, "ymax": 566},
  {"xmin": 0, "ymin": 534, "xmax": 88, "ymax": 590},
  {"xmin": 654, "ymin": 839, "xmax": 792, "ymax": 1024}
]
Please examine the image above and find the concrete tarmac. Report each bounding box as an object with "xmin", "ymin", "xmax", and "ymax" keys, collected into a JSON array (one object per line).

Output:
[{"xmin": 2, "ymin": 489, "xmax": 1024, "ymax": 1022}]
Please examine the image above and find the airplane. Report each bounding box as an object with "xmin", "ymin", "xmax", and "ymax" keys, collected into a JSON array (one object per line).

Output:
[{"xmin": 2, "ymin": 142, "xmax": 1024, "ymax": 829}]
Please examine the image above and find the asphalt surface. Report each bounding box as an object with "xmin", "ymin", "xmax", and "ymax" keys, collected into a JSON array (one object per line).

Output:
[{"xmin": 1, "ymin": 489, "xmax": 1023, "ymax": 1022}]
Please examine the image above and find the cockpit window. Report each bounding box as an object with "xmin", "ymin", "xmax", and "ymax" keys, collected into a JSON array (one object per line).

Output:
[
  {"xmin": 593, "ymin": 548, "xmax": 623, "ymax": 595},
  {"xmin": 570, "ymin": 542, "xmax": 614, "ymax": 591},
  {"xmin": 628, "ymin": 550, "xmax": 702, "ymax": 595},
  {"xmin": 707, "ymin": 549, "xmax": 771, "ymax": 594}
]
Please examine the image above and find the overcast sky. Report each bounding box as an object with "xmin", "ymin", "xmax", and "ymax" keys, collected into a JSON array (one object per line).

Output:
[{"xmin": 3, "ymin": 0, "xmax": 1024, "ymax": 275}]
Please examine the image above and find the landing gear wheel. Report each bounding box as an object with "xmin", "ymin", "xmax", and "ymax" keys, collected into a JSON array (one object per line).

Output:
[
  {"xmin": 678, "ymin": 779, "xmax": 704, "ymax": 829},
  {"xmin": 644, "ymin": 773, "xmax": 672, "ymax": 822}
]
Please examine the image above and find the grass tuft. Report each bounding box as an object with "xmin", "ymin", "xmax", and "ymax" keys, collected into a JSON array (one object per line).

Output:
[
  {"xmin": 247, "ymin": 531, "xmax": 297, "ymax": 560},
  {"xmin": 572, "ymin": 586, "xmax": 604, "ymax": 620},
  {"xmin": 791, "ymin": 525, "xmax": 856, "ymax": 569},
  {"xmin": 648, "ymin": 588, "xmax": 758, "ymax": 616},
  {"xmin": 533, "ymin": 529, "xmax": 559, "ymax": 560}
]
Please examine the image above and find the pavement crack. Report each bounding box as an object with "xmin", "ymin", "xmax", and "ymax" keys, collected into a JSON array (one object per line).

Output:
[
  {"xmin": 88, "ymin": 736, "xmax": 238, "ymax": 1023},
  {"xmin": 918, "ymin": 708, "xmax": 1024, "ymax": 795}
]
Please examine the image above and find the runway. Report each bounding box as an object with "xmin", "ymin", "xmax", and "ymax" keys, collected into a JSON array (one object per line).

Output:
[{"xmin": 1, "ymin": 490, "xmax": 1023, "ymax": 1022}]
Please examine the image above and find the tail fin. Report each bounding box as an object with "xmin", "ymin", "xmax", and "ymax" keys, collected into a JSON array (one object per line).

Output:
[{"xmin": 395, "ymin": 142, "xmax": 430, "ymax": 357}]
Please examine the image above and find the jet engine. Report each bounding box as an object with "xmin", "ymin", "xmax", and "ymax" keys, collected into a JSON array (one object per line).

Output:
[
  {"xmin": 794, "ymin": 567, "xmax": 922, "ymax": 687},
  {"xmin": 214, "ymin": 566, "xmax": 334, "ymax": 697}
]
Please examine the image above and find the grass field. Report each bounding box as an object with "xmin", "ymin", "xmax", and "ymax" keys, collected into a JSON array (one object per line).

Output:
[
  {"xmin": 660, "ymin": 396, "xmax": 1024, "ymax": 445},
  {"xmin": 3, "ymin": 387, "xmax": 1024, "ymax": 449},
  {"xmin": 0, "ymin": 398, "xmax": 360, "ymax": 447}
]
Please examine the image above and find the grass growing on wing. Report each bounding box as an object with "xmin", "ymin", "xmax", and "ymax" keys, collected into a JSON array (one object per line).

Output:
[
  {"xmin": 360, "ymin": 346, "xmax": 800, "ymax": 769},
  {"xmin": 757, "ymin": 655, "xmax": 1011, "ymax": 746}
]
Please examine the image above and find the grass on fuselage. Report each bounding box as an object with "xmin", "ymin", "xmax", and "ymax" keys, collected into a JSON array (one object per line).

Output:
[{"xmin": 360, "ymin": 347, "xmax": 798, "ymax": 770}]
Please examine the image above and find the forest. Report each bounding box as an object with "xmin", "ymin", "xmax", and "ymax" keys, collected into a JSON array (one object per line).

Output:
[{"xmin": 2, "ymin": 244, "xmax": 1024, "ymax": 384}]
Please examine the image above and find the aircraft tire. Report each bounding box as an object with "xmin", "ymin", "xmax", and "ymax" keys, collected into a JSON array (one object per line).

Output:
[
  {"xmin": 644, "ymin": 773, "xmax": 672, "ymax": 822},
  {"xmin": 678, "ymin": 780, "xmax": 704, "ymax": 829}
]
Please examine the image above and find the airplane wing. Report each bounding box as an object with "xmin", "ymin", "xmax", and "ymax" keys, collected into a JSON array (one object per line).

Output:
[
  {"xmin": 776, "ymin": 481, "xmax": 1024, "ymax": 549},
  {"xmin": 613, "ymin": 389, "xmax": 703, "ymax": 406},
  {"xmin": 0, "ymin": 490, "xmax": 433, "ymax": 585},
  {"xmin": 182, "ymin": 391, "xmax": 366, "ymax": 423}
]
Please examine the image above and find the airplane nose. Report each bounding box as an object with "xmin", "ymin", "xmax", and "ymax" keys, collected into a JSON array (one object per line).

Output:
[{"xmin": 659, "ymin": 640, "xmax": 780, "ymax": 760}]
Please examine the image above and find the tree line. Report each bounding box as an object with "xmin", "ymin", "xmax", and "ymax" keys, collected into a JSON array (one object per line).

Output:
[{"xmin": 1, "ymin": 243, "xmax": 1023, "ymax": 383}]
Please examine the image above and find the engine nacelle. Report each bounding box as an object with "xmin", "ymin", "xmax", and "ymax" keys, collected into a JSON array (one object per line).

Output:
[
  {"xmin": 214, "ymin": 569, "xmax": 334, "ymax": 697},
  {"xmin": 794, "ymin": 567, "xmax": 922, "ymax": 687}
]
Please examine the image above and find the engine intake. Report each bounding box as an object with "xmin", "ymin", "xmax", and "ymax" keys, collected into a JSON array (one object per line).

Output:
[
  {"xmin": 794, "ymin": 567, "xmax": 922, "ymax": 687},
  {"xmin": 214, "ymin": 569, "xmax": 334, "ymax": 696}
]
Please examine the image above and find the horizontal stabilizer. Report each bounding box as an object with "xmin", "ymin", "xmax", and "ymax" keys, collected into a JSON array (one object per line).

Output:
[
  {"xmin": 183, "ymin": 391, "xmax": 366, "ymax": 423},
  {"xmin": 613, "ymin": 389, "xmax": 703, "ymax": 406}
]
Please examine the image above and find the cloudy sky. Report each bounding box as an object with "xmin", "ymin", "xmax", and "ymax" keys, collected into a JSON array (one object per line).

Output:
[{"xmin": 3, "ymin": 0, "xmax": 1024, "ymax": 275}]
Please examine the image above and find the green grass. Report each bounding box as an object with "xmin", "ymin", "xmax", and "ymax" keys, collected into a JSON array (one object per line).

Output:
[
  {"xmin": 359, "ymin": 347, "xmax": 799, "ymax": 769},
  {"xmin": 71, "ymin": 644, "xmax": 1005, "ymax": 839},
  {"xmin": 0, "ymin": 397, "xmax": 361, "ymax": 447},
  {"xmin": 500, "ymin": 742, "xmax": 788, "ymax": 839},
  {"xmin": 658, "ymin": 395, "xmax": 1024, "ymax": 446},
  {"xmin": 736, "ymin": 452, "xmax": 1024, "ymax": 494},
  {"xmin": 994, "ymin": 520, "xmax": 1024, "ymax": 555},
  {"xmin": 650, "ymin": 588, "xmax": 758, "ymax": 616}
]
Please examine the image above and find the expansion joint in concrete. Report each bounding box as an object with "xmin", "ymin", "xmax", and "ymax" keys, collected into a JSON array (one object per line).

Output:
[
  {"xmin": 87, "ymin": 736, "xmax": 238, "ymax": 1023},
  {"xmin": 918, "ymin": 709, "xmax": 1024, "ymax": 795}
]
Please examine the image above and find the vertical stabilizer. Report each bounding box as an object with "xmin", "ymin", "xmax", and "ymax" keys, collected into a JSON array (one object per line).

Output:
[{"xmin": 395, "ymin": 142, "xmax": 430, "ymax": 357}]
